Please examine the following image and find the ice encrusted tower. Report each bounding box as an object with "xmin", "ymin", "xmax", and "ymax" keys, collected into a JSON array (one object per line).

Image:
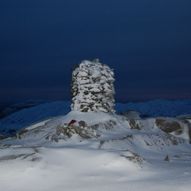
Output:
[{"xmin": 71, "ymin": 59, "xmax": 115, "ymax": 113}]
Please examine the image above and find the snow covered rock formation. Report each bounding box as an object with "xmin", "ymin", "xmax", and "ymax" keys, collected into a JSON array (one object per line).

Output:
[{"xmin": 71, "ymin": 59, "xmax": 115, "ymax": 113}]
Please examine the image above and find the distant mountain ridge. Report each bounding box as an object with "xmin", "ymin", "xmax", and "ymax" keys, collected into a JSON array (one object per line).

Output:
[
  {"xmin": 0, "ymin": 100, "xmax": 47, "ymax": 119},
  {"xmin": 117, "ymin": 99, "xmax": 191, "ymax": 117}
]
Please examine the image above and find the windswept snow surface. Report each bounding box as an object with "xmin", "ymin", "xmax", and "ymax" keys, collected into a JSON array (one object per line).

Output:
[
  {"xmin": 0, "ymin": 111, "xmax": 191, "ymax": 191},
  {"xmin": 1, "ymin": 146, "xmax": 191, "ymax": 191}
]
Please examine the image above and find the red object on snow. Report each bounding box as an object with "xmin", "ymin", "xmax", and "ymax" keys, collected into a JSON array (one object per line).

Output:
[{"xmin": 68, "ymin": 120, "xmax": 77, "ymax": 126}]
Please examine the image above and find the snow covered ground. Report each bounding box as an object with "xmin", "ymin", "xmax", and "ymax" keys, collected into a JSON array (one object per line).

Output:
[
  {"xmin": 1, "ymin": 111, "xmax": 191, "ymax": 191},
  {"xmin": 1, "ymin": 145, "xmax": 191, "ymax": 191}
]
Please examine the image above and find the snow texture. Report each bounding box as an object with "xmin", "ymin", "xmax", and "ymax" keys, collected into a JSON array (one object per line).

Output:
[
  {"xmin": 71, "ymin": 59, "xmax": 115, "ymax": 113},
  {"xmin": 0, "ymin": 111, "xmax": 191, "ymax": 191}
]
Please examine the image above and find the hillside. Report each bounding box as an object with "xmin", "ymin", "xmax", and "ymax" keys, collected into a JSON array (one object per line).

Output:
[{"xmin": 0, "ymin": 110, "xmax": 191, "ymax": 191}]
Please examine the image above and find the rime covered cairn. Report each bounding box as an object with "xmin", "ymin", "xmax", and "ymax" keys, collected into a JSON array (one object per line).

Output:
[{"xmin": 71, "ymin": 59, "xmax": 115, "ymax": 113}]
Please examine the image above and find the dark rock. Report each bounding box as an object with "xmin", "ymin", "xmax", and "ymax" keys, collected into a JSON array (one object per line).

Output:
[
  {"xmin": 156, "ymin": 118, "xmax": 182, "ymax": 133},
  {"xmin": 164, "ymin": 155, "xmax": 170, "ymax": 162}
]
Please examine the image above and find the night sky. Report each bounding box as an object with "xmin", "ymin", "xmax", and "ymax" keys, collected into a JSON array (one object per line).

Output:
[{"xmin": 1, "ymin": 0, "xmax": 191, "ymax": 103}]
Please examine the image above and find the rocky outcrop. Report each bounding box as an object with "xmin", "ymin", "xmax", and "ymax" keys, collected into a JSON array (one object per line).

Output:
[{"xmin": 155, "ymin": 117, "xmax": 191, "ymax": 143}]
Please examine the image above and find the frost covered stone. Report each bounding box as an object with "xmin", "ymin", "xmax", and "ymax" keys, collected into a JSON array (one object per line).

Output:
[{"xmin": 71, "ymin": 59, "xmax": 115, "ymax": 113}]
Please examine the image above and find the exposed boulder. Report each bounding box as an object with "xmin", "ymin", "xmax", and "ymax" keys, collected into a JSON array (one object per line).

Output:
[
  {"xmin": 50, "ymin": 120, "xmax": 98, "ymax": 141},
  {"xmin": 155, "ymin": 117, "xmax": 191, "ymax": 142},
  {"xmin": 155, "ymin": 118, "xmax": 182, "ymax": 133},
  {"xmin": 0, "ymin": 134, "xmax": 5, "ymax": 140},
  {"xmin": 121, "ymin": 110, "xmax": 141, "ymax": 120}
]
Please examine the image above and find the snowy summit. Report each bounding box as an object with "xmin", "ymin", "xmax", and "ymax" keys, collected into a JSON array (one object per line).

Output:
[{"xmin": 0, "ymin": 59, "xmax": 191, "ymax": 191}]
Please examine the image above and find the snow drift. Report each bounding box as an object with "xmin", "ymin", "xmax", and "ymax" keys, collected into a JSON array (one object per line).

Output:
[{"xmin": 1, "ymin": 110, "xmax": 191, "ymax": 191}]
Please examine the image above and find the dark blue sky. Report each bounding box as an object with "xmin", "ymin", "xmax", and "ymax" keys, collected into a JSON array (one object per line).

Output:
[{"xmin": 0, "ymin": 0, "xmax": 191, "ymax": 102}]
